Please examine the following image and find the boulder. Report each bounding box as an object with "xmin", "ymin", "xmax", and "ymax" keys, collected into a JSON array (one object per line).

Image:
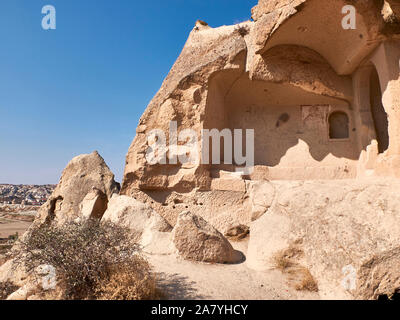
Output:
[
  {"xmin": 247, "ymin": 179, "xmax": 400, "ymax": 300},
  {"xmin": 35, "ymin": 151, "xmax": 119, "ymax": 225},
  {"xmin": 101, "ymin": 195, "xmax": 173, "ymax": 255},
  {"xmin": 172, "ymin": 211, "xmax": 241, "ymax": 264}
]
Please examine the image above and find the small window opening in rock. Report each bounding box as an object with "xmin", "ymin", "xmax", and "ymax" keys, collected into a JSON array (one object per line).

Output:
[{"xmin": 329, "ymin": 111, "xmax": 349, "ymax": 139}]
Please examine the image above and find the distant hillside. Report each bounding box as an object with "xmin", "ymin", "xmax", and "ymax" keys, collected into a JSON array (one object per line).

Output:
[{"xmin": 0, "ymin": 184, "xmax": 55, "ymax": 206}]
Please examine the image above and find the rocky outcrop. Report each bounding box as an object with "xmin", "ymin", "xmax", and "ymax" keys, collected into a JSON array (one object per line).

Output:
[
  {"xmin": 35, "ymin": 151, "xmax": 119, "ymax": 225},
  {"xmin": 79, "ymin": 188, "xmax": 109, "ymax": 221},
  {"xmin": 0, "ymin": 259, "xmax": 27, "ymax": 287},
  {"xmin": 172, "ymin": 211, "xmax": 241, "ymax": 264},
  {"xmin": 121, "ymin": 21, "xmax": 249, "ymax": 194},
  {"xmin": 121, "ymin": 0, "xmax": 400, "ymax": 197},
  {"xmin": 101, "ymin": 195, "xmax": 173, "ymax": 255},
  {"xmin": 247, "ymin": 179, "xmax": 400, "ymax": 300}
]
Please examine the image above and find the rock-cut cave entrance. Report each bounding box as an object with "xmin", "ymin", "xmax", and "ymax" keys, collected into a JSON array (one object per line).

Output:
[{"xmin": 369, "ymin": 66, "xmax": 389, "ymax": 154}]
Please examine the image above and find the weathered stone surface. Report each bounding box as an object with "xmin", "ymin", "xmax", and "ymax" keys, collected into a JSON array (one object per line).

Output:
[
  {"xmin": 4, "ymin": 0, "xmax": 400, "ymax": 301},
  {"xmin": 102, "ymin": 195, "xmax": 171, "ymax": 233},
  {"xmin": 248, "ymin": 181, "xmax": 276, "ymax": 221},
  {"xmin": 101, "ymin": 195, "xmax": 173, "ymax": 254},
  {"xmin": 121, "ymin": 0, "xmax": 400, "ymax": 198},
  {"xmin": 251, "ymin": 0, "xmax": 305, "ymax": 21},
  {"xmin": 121, "ymin": 22, "xmax": 249, "ymax": 194},
  {"xmin": 247, "ymin": 179, "xmax": 400, "ymax": 299},
  {"xmin": 250, "ymin": 45, "xmax": 353, "ymax": 100},
  {"xmin": 36, "ymin": 151, "xmax": 119, "ymax": 225},
  {"xmin": 224, "ymin": 225, "xmax": 250, "ymax": 241},
  {"xmin": 172, "ymin": 211, "xmax": 241, "ymax": 264},
  {"xmin": 0, "ymin": 259, "xmax": 27, "ymax": 287},
  {"xmin": 211, "ymin": 178, "xmax": 246, "ymax": 193},
  {"xmin": 80, "ymin": 188, "xmax": 108, "ymax": 221}
]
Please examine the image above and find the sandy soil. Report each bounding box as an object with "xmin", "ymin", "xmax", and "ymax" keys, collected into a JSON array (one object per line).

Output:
[
  {"xmin": 0, "ymin": 217, "xmax": 32, "ymax": 239},
  {"xmin": 148, "ymin": 240, "xmax": 320, "ymax": 300},
  {"xmin": 0, "ymin": 214, "xmax": 320, "ymax": 300}
]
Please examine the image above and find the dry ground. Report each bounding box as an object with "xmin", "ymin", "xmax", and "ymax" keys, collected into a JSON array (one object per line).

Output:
[
  {"xmin": 0, "ymin": 213, "xmax": 320, "ymax": 300},
  {"xmin": 148, "ymin": 240, "xmax": 320, "ymax": 300},
  {"xmin": 0, "ymin": 215, "xmax": 33, "ymax": 239},
  {"xmin": 0, "ymin": 210, "xmax": 35, "ymax": 265}
]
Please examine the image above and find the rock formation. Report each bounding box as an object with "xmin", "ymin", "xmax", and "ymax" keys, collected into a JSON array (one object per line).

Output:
[
  {"xmin": 101, "ymin": 195, "xmax": 173, "ymax": 254},
  {"xmin": 4, "ymin": 0, "xmax": 400, "ymax": 300},
  {"xmin": 117, "ymin": 0, "xmax": 400, "ymax": 299},
  {"xmin": 247, "ymin": 179, "xmax": 400, "ymax": 299},
  {"xmin": 119, "ymin": 0, "xmax": 400, "ymax": 240},
  {"xmin": 35, "ymin": 151, "xmax": 119, "ymax": 225},
  {"xmin": 122, "ymin": 0, "xmax": 400, "ymax": 196},
  {"xmin": 172, "ymin": 211, "xmax": 241, "ymax": 264}
]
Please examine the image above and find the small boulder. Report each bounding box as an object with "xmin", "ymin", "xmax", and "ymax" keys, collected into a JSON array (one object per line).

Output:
[{"xmin": 172, "ymin": 211, "xmax": 241, "ymax": 264}]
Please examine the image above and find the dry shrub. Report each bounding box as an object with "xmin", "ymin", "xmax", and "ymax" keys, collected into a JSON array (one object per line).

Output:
[
  {"xmin": 95, "ymin": 258, "xmax": 163, "ymax": 300},
  {"xmin": 272, "ymin": 245, "xmax": 318, "ymax": 293},
  {"xmin": 0, "ymin": 281, "xmax": 19, "ymax": 300},
  {"xmin": 293, "ymin": 268, "xmax": 319, "ymax": 292},
  {"xmin": 273, "ymin": 246, "xmax": 303, "ymax": 271},
  {"xmin": 16, "ymin": 220, "xmax": 160, "ymax": 300},
  {"xmin": 0, "ymin": 242, "xmax": 13, "ymax": 266},
  {"xmin": 235, "ymin": 24, "xmax": 250, "ymax": 37}
]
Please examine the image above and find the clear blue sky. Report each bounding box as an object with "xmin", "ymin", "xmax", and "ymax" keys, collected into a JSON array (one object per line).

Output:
[{"xmin": 0, "ymin": 0, "xmax": 256, "ymax": 185}]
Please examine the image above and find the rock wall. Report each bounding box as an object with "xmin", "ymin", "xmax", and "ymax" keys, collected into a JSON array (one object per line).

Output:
[
  {"xmin": 122, "ymin": 0, "xmax": 400, "ymax": 198},
  {"xmin": 247, "ymin": 179, "xmax": 400, "ymax": 300}
]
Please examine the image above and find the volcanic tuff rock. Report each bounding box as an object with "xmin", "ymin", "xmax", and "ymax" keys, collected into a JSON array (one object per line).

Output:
[
  {"xmin": 172, "ymin": 211, "xmax": 242, "ymax": 264},
  {"xmin": 247, "ymin": 179, "xmax": 400, "ymax": 300},
  {"xmin": 121, "ymin": 20, "xmax": 249, "ymax": 193},
  {"xmin": 121, "ymin": 0, "xmax": 400, "ymax": 196},
  {"xmin": 101, "ymin": 194, "xmax": 173, "ymax": 255},
  {"xmin": 4, "ymin": 0, "xmax": 400, "ymax": 300},
  {"xmin": 35, "ymin": 151, "xmax": 119, "ymax": 225}
]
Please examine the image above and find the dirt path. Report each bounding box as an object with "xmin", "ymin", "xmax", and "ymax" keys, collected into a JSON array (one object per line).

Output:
[
  {"xmin": 0, "ymin": 215, "xmax": 320, "ymax": 300},
  {"xmin": 148, "ymin": 240, "xmax": 320, "ymax": 300}
]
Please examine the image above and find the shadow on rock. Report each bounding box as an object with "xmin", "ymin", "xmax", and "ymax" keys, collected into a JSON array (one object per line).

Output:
[{"xmin": 230, "ymin": 250, "xmax": 246, "ymax": 265}]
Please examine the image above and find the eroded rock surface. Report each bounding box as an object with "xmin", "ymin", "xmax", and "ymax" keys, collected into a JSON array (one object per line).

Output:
[
  {"xmin": 247, "ymin": 179, "xmax": 400, "ymax": 300},
  {"xmin": 101, "ymin": 195, "xmax": 173, "ymax": 255},
  {"xmin": 36, "ymin": 151, "xmax": 119, "ymax": 225},
  {"xmin": 172, "ymin": 211, "xmax": 241, "ymax": 264}
]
